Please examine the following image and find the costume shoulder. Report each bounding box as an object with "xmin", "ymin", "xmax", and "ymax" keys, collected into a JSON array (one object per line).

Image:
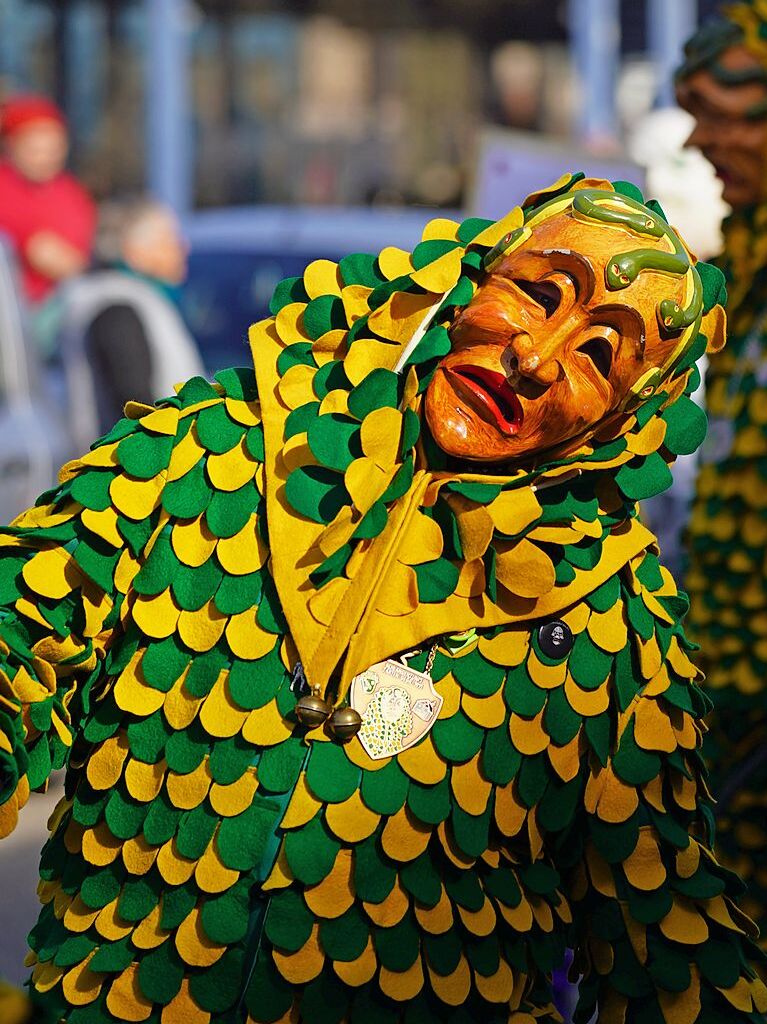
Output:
[
  {"xmin": 96, "ymin": 365, "xmax": 284, "ymax": 676},
  {"xmin": 0, "ymin": 388, "xmax": 193, "ymax": 835},
  {"xmin": 0, "ymin": 368, "xmax": 274, "ymax": 838}
]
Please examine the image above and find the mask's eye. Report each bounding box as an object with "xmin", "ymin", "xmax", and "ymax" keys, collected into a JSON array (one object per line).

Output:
[
  {"xmin": 577, "ymin": 337, "xmax": 613, "ymax": 379},
  {"xmin": 513, "ymin": 279, "xmax": 561, "ymax": 318}
]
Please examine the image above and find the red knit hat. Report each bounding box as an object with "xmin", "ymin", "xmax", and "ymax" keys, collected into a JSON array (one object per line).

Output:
[{"xmin": 0, "ymin": 95, "xmax": 65, "ymax": 137}]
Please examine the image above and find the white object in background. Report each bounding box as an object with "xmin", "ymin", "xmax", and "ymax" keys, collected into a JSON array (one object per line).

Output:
[
  {"xmin": 628, "ymin": 106, "xmax": 723, "ymax": 578},
  {"xmin": 469, "ymin": 127, "xmax": 644, "ymax": 221},
  {"xmin": 627, "ymin": 106, "xmax": 729, "ymax": 261}
]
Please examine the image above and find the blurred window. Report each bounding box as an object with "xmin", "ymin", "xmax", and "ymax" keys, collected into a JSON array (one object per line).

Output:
[
  {"xmin": 187, "ymin": 0, "xmax": 569, "ymax": 210},
  {"xmin": 0, "ymin": 0, "xmax": 146, "ymax": 201},
  {"xmin": 0, "ymin": 0, "xmax": 573, "ymax": 210}
]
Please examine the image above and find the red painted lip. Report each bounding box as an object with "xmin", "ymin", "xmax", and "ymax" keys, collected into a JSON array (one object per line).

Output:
[{"xmin": 445, "ymin": 364, "xmax": 524, "ymax": 436}]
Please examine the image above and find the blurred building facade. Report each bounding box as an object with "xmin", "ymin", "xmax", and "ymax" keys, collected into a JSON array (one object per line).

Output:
[{"xmin": 0, "ymin": 0, "xmax": 726, "ymax": 215}]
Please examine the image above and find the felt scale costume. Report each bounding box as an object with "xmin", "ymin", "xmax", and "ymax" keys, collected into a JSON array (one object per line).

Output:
[
  {"xmin": 679, "ymin": 0, "xmax": 767, "ymax": 943},
  {"xmin": 0, "ymin": 175, "xmax": 765, "ymax": 1024}
]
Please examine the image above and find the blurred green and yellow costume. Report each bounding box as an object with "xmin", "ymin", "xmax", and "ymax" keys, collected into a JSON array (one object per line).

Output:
[
  {"xmin": 1, "ymin": 176, "xmax": 765, "ymax": 1024},
  {"xmin": 681, "ymin": 0, "xmax": 767, "ymax": 940},
  {"xmin": 686, "ymin": 211, "xmax": 767, "ymax": 929}
]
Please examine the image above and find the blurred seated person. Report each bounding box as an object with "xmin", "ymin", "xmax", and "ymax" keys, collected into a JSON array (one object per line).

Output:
[
  {"xmin": 56, "ymin": 199, "xmax": 205, "ymax": 451},
  {"xmin": 0, "ymin": 94, "xmax": 95, "ymax": 305}
]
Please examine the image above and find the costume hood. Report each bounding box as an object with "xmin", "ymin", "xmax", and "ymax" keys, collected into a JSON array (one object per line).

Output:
[{"xmin": 251, "ymin": 174, "xmax": 726, "ymax": 701}]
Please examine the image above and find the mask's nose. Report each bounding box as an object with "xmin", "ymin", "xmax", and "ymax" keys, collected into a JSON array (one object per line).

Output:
[{"xmin": 506, "ymin": 332, "xmax": 562, "ymax": 387}]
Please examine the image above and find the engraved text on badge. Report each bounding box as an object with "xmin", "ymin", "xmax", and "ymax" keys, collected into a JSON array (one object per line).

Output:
[{"xmin": 350, "ymin": 660, "xmax": 443, "ymax": 761}]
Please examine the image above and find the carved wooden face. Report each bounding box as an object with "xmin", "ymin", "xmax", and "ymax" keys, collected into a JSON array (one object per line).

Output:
[{"xmin": 424, "ymin": 201, "xmax": 693, "ymax": 464}]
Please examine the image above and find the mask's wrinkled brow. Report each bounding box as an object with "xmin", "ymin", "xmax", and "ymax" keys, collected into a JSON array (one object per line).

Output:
[
  {"xmin": 538, "ymin": 248, "xmax": 596, "ymax": 303},
  {"xmin": 592, "ymin": 303, "xmax": 647, "ymax": 359}
]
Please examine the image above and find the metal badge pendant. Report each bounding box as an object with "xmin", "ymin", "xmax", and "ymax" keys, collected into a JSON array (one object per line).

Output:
[{"xmin": 350, "ymin": 652, "xmax": 443, "ymax": 761}]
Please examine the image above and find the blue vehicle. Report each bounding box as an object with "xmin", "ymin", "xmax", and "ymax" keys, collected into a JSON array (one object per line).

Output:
[{"xmin": 180, "ymin": 205, "xmax": 455, "ymax": 373}]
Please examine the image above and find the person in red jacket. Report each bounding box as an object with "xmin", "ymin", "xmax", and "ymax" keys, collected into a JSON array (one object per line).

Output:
[{"xmin": 0, "ymin": 94, "xmax": 95, "ymax": 305}]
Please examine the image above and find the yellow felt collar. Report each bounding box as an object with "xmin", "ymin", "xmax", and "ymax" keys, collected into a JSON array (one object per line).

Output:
[{"xmin": 251, "ymin": 321, "xmax": 654, "ymax": 700}]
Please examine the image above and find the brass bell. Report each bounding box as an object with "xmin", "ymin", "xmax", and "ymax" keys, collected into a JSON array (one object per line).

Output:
[
  {"xmin": 327, "ymin": 706, "xmax": 362, "ymax": 742},
  {"xmin": 295, "ymin": 686, "xmax": 332, "ymax": 728}
]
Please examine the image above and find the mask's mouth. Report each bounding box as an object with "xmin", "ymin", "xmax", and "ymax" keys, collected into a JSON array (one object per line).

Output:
[{"xmin": 445, "ymin": 364, "xmax": 524, "ymax": 436}]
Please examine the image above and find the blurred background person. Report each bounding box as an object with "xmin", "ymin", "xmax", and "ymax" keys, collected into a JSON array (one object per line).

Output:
[
  {"xmin": 56, "ymin": 199, "xmax": 204, "ymax": 452},
  {"xmin": 624, "ymin": 104, "xmax": 728, "ymax": 580},
  {"xmin": 0, "ymin": 93, "xmax": 95, "ymax": 306},
  {"xmin": 676, "ymin": 1, "xmax": 767, "ymax": 938}
]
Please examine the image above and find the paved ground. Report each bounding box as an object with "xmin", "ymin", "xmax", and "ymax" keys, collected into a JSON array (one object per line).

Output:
[{"xmin": 0, "ymin": 778, "xmax": 62, "ymax": 985}]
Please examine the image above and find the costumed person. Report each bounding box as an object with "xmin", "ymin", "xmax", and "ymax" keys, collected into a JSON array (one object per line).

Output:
[
  {"xmin": 676, "ymin": 0, "xmax": 767, "ymax": 937},
  {"xmin": 55, "ymin": 199, "xmax": 205, "ymax": 453},
  {"xmin": 0, "ymin": 174, "xmax": 765, "ymax": 1024},
  {"xmin": 0, "ymin": 94, "xmax": 95, "ymax": 306}
]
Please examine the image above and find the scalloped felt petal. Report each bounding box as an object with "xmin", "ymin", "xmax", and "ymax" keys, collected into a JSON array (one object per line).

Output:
[
  {"xmin": 470, "ymin": 206, "xmax": 525, "ymax": 249},
  {"xmin": 488, "ymin": 488, "xmax": 542, "ymax": 535},
  {"xmin": 377, "ymin": 247, "xmax": 414, "ymax": 280},
  {"xmin": 410, "ymin": 248, "xmax": 463, "ymax": 293},
  {"xmin": 303, "ymin": 259, "xmax": 343, "ymax": 299},
  {"xmin": 495, "ymin": 540, "xmax": 556, "ymax": 599},
  {"xmin": 358, "ymin": 407, "xmax": 403, "ymax": 469},
  {"xmin": 343, "ymin": 339, "xmax": 402, "ymax": 386},
  {"xmin": 367, "ymin": 292, "xmax": 439, "ymax": 345}
]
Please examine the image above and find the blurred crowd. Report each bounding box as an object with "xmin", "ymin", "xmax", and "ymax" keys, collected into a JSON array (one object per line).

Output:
[{"xmin": 0, "ymin": 92, "xmax": 204, "ymax": 450}]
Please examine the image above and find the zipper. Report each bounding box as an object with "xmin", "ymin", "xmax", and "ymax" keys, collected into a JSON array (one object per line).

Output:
[{"xmin": 232, "ymin": 742, "xmax": 312, "ymax": 1021}]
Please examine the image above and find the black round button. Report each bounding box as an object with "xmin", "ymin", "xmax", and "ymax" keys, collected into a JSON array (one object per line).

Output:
[{"xmin": 537, "ymin": 620, "xmax": 573, "ymax": 659}]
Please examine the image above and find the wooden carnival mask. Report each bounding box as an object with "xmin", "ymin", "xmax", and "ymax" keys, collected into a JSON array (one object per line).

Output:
[{"xmin": 424, "ymin": 189, "xmax": 704, "ymax": 464}]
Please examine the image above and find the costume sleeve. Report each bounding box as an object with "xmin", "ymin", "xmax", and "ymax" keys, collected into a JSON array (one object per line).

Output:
[
  {"xmin": 560, "ymin": 549, "xmax": 767, "ymax": 1024},
  {"xmin": 0, "ymin": 393, "xmax": 182, "ymax": 839}
]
